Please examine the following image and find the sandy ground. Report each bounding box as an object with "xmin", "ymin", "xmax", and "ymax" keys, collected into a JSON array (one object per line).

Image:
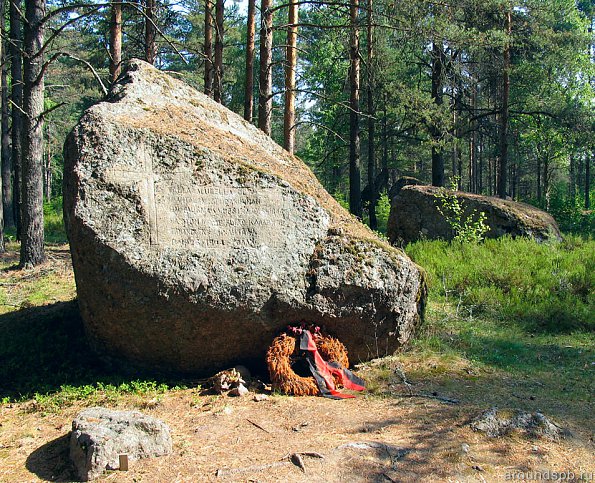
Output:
[{"xmin": 1, "ymin": 388, "xmax": 593, "ymax": 483}]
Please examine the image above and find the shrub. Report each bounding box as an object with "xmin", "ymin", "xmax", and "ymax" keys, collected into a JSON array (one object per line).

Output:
[{"xmin": 434, "ymin": 178, "xmax": 488, "ymax": 244}]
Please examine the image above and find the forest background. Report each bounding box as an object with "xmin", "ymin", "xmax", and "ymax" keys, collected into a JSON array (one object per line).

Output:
[{"xmin": 0, "ymin": 0, "xmax": 593, "ymax": 261}]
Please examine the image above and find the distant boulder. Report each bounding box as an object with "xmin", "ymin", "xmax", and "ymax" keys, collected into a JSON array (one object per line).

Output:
[
  {"xmin": 388, "ymin": 185, "xmax": 562, "ymax": 245},
  {"xmin": 387, "ymin": 176, "xmax": 425, "ymax": 201}
]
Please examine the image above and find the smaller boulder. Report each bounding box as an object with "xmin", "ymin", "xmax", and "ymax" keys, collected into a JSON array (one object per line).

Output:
[
  {"xmin": 70, "ymin": 407, "xmax": 172, "ymax": 481},
  {"xmin": 470, "ymin": 408, "xmax": 564, "ymax": 440},
  {"xmin": 388, "ymin": 185, "xmax": 562, "ymax": 244},
  {"xmin": 387, "ymin": 176, "xmax": 426, "ymax": 201}
]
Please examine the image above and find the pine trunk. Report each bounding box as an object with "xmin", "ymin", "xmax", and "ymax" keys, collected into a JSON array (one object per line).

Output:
[
  {"xmin": 536, "ymin": 157, "xmax": 541, "ymax": 203},
  {"xmin": 381, "ymin": 95, "xmax": 388, "ymax": 189},
  {"xmin": 366, "ymin": 0, "xmax": 376, "ymax": 229},
  {"xmin": 109, "ymin": 0, "xmax": 122, "ymax": 83},
  {"xmin": 243, "ymin": 0, "xmax": 255, "ymax": 121},
  {"xmin": 10, "ymin": 0, "xmax": 23, "ymax": 238},
  {"xmin": 585, "ymin": 152, "xmax": 591, "ymax": 210},
  {"xmin": 569, "ymin": 154, "xmax": 575, "ymax": 201},
  {"xmin": 145, "ymin": 0, "xmax": 157, "ymax": 65},
  {"xmin": 469, "ymin": 81, "xmax": 478, "ymax": 193},
  {"xmin": 258, "ymin": 0, "xmax": 273, "ymax": 135},
  {"xmin": 348, "ymin": 0, "xmax": 361, "ymax": 217},
  {"xmin": 213, "ymin": 0, "xmax": 224, "ymax": 104},
  {"xmin": 204, "ymin": 0, "xmax": 214, "ymax": 96},
  {"xmin": 498, "ymin": 10, "xmax": 511, "ymax": 199},
  {"xmin": 430, "ymin": 42, "xmax": 444, "ymax": 187},
  {"xmin": 1, "ymin": 9, "xmax": 13, "ymax": 230},
  {"xmin": 283, "ymin": 0, "xmax": 298, "ymax": 153},
  {"xmin": 44, "ymin": 141, "xmax": 51, "ymax": 201},
  {"xmin": 0, "ymin": 1, "xmax": 4, "ymax": 252},
  {"xmin": 21, "ymin": 0, "xmax": 46, "ymax": 266}
]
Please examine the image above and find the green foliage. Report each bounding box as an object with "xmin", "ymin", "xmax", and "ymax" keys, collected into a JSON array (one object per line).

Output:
[
  {"xmin": 543, "ymin": 183, "xmax": 595, "ymax": 235},
  {"xmin": 375, "ymin": 192, "xmax": 391, "ymax": 234},
  {"xmin": 43, "ymin": 196, "xmax": 67, "ymax": 244},
  {"xmin": 434, "ymin": 178, "xmax": 489, "ymax": 243},
  {"xmin": 332, "ymin": 191, "xmax": 350, "ymax": 211},
  {"xmin": 406, "ymin": 235, "xmax": 594, "ymax": 333}
]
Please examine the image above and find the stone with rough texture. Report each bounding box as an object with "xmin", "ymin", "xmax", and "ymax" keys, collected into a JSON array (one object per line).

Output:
[
  {"xmin": 388, "ymin": 185, "xmax": 562, "ymax": 245},
  {"xmin": 70, "ymin": 407, "xmax": 172, "ymax": 481},
  {"xmin": 64, "ymin": 60, "xmax": 426, "ymax": 375},
  {"xmin": 387, "ymin": 176, "xmax": 425, "ymax": 201},
  {"xmin": 470, "ymin": 408, "xmax": 564, "ymax": 440}
]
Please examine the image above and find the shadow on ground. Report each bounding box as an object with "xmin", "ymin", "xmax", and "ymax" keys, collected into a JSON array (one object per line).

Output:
[
  {"xmin": 0, "ymin": 301, "xmax": 181, "ymax": 400},
  {"xmin": 26, "ymin": 435, "xmax": 75, "ymax": 482}
]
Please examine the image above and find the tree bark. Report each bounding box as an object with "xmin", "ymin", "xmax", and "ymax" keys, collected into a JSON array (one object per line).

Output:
[
  {"xmin": 283, "ymin": 0, "xmax": 298, "ymax": 153},
  {"xmin": 498, "ymin": 9, "xmax": 511, "ymax": 199},
  {"xmin": 109, "ymin": 0, "xmax": 122, "ymax": 83},
  {"xmin": 243, "ymin": 0, "xmax": 256, "ymax": 121},
  {"xmin": 20, "ymin": 0, "xmax": 46, "ymax": 266},
  {"xmin": 569, "ymin": 153, "xmax": 576, "ymax": 201},
  {"xmin": 204, "ymin": 0, "xmax": 214, "ymax": 96},
  {"xmin": 1, "ymin": 5, "xmax": 13, "ymax": 230},
  {"xmin": 145, "ymin": 0, "xmax": 157, "ymax": 64},
  {"xmin": 366, "ymin": 0, "xmax": 376, "ymax": 229},
  {"xmin": 381, "ymin": 91, "xmax": 388, "ymax": 178},
  {"xmin": 544, "ymin": 156, "xmax": 550, "ymax": 210},
  {"xmin": 10, "ymin": 0, "xmax": 23, "ymax": 238},
  {"xmin": 430, "ymin": 42, "xmax": 444, "ymax": 187},
  {"xmin": 0, "ymin": 1, "xmax": 5, "ymax": 251},
  {"xmin": 348, "ymin": 0, "xmax": 361, "ymax": 217},
  {"xmin": 536, "ymin": 157, "xmax": 541, "ymax": 203},
  {"xmin": 213, "ymin": 0, "xmax": 224, "ymax": 103},
  {"xmin": 45, "ymin": 146, "xmax": 51, "ymax": 201},
  {"xmin": 586, "ymin": 151, "xmax": 591, "ymax": 210},
  {"xmin": 469, "ymin": 80, "xmax": 478, "ymax": 193},
  {"xmin": 478, "ymin": 133, "xmax": 483, "ymax": 194},
  {"xmin": 258, "ymin": 0, "xmax": 273, "ymax": 135}
]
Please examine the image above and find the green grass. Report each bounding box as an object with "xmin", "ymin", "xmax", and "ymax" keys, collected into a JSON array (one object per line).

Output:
[
  {"xmin": 388, "ymin": 235, "xmax": 595, "ymax": 423},
  {"xmin": 3, "ymin": 196, "xmax": 67, "ymax": 245},
  {"xmin": 43, "ymin": 196, "xmax": 67, "ymax": 244},
  {"xmin": 406, "ymin": 235, "xmax": 594, "ymax": 333}
]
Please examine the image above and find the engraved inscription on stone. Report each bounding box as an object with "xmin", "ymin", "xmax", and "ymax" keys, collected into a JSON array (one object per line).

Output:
[
  {"xmin": 155, "ymin": 181, "xmax": 291, "ymax": 250},
  {"xmin": 107, "ymin": 150, "xmax": 295, "ymax": 251}
]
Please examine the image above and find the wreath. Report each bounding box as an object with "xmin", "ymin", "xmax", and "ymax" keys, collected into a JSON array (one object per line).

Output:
[{"xmin": 266, "ymin": 327, "xmax": 351, "ymax": 396}]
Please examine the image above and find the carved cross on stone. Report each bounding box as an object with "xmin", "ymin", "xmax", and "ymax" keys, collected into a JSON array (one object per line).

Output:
[{"xmin": 105, "ymin": 145, "xmax": 159, "ymax": 246}]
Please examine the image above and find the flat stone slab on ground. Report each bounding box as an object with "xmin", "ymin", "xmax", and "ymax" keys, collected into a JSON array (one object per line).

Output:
[
  {"xmin": 470, "ymin": 407, "xmax": 565, "ymax": 440},
  {"xmin": 70, "ymin": 407, "xmax": 172, "ymax": 481}
]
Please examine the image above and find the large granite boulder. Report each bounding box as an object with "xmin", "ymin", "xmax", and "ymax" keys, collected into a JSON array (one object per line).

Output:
[
  {"xmin": 388, "ymin": 185, "xmax": 562, "ymax": 245},
  {"xmin": 63, "ymin": 60, "xmax": 426, "ymax": 375}
]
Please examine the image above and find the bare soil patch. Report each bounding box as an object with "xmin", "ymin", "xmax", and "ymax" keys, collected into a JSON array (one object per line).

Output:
[{"xmin": 1, "ymin": 382, "xmax": 593, "ymax": 482}]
